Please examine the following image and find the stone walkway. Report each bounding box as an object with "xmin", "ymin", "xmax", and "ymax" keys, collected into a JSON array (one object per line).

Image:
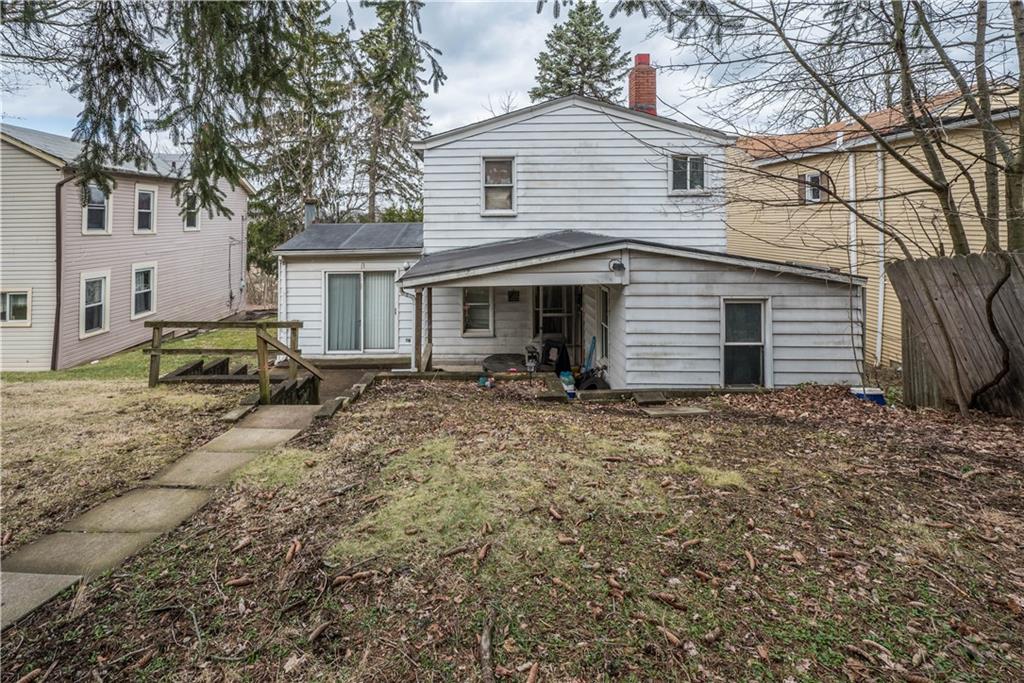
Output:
[{"xmin": 0, "ymin": 404, "xmax": 320, "ymax": 630}]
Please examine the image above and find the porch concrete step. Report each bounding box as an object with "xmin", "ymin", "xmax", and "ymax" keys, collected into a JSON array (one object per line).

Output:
[{"xmin": 633, "ymin": 391, "xmax": 668, "ymax": 406}]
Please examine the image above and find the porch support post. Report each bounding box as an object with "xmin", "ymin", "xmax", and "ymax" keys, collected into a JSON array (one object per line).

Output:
[
  {"xmin": 426, "ymin": 287, "xmax": 433, "ymax": 370},
  {"xmin": 414, "ymin": 287, "xmax": 423, "ymax": 372}
]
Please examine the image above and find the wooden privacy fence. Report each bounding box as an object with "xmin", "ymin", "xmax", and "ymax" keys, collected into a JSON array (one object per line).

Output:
[
  {"xmin": 887, "ymin": 252, "xmax": 1024, "ymax": 417},
  {"xmin": 144, "ymin": 320, "xmax": 323, "ymax": 405}
]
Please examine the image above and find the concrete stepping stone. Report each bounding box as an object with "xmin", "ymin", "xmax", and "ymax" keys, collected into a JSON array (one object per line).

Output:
[
  {"xmin": 63, "ymin": 488, "xmax": 211, "ymax": 534},
  {"xmin": 634, "ymin": 391, "xmax": 668, "ymax": 406},
  {"xmin": 201, "ymin": 427, "xmax": 300, "ymax": 453},
  {"xmin": 237, "ymin": 405, "xmax": 321, "ymax": 430},
  {"xmin": 641, "ymin": 405, "xmax": 710, "ymax": 417},
  {"xmin": 148, "ymin": 450, "xmax": 260, "ymax": 487},
  {"xmin": 1, "ymin": 531, "xmax": 159, "ymax": 578},
  {"xmin": 1, "ymin": 571, "xmax": 81, "ymax": 629}
]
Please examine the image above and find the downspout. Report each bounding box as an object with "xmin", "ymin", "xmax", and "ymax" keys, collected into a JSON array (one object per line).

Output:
[
  {"xmin": 50, "ymin": 173, "xmax": 75, "ymax": 370},
  {"xmin": 847, "ymin": 148, "xmax": 858, "ymax": 276},
  {"xmin": 874, "ymin": 143, "xmax": 886, "ymax": 366}
]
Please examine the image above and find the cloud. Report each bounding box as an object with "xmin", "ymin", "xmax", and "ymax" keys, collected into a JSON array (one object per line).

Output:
[{"xmin": 0, "ymin": 1, "xmax": 720, "ymax": 138}]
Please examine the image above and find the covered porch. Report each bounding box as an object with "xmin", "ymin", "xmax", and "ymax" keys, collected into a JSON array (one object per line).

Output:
[{"xmin": 400, "ymin": 232, "xmax": 631, "ymax": 381}]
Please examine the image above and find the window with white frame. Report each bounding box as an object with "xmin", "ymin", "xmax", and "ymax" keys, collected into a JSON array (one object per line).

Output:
[
  {"xmin": 722, "ymin": 300, "xmax": 764, "ymax": 386},
  {"xmin": 482, "ymin": 158, "xmax": 515, "ymax": 213},
  {"xmin": 599, "ymin": 287, "xmax": 610, "ymax": 359},
  {"xmin": 132, "ymin": 263, "xmax": 156, "ymax": 318},
  {"xmin": 183, "ymin": 192, "xmax": 200, "ymax": 230},
  {"xmin": 799, "ymin": 171, "xmax": 830, "ymax": 203},
  {"xmin": 80, "ymin": 271, "xmax": 110, "ymax": 337},
  {"xmin": 1, "ymin": 290, "xmax": 31, "ymax": 326},
  {"xmin": 83, "ymin": 183, "xmax": 110, "ymax": 233},
  {"xmin": 805, "ymin": 172, "xmax": 822, "ymax": 202},
  {"xmin": 135, "ymin": 185, "xmax": 157, "ymax": 233},
  {"xmin": 462, "ymin": 287, "xmax": 493, "ymax": 335},
  {"xmin": 670, "ymin": 155, "xmax": 705, "ymax": 192}
]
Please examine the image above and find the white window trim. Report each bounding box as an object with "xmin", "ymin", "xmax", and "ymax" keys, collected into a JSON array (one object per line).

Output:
[
  {"xmin": 0, "ymin": 288, "xmax": 32, "ymax": 327},
  {"xmin": 461, "ymin": 286, "xmax": 494, "ymax": 337},
  {"xmin": 805, "ymin": 172, "xmax": 823, "ymax": 203},
  {"xmin": 480, "ymin": 156, "xmax": 517, "ymax": 217},
  {"xmin": 719, "ymin": 297, "xmax": 773, "ymax": 388},
  {"xmin": 133, "ymin": 184, "xmax": 159, "ymax": 234},
  {"xmin": 81, "ymin": 183, "xmax": 113, "ymax": 235},
  {"xmin": 599, "ymin": 286, "xmax": 610, "ymax": 360},
  {"xmin": 182, "ymin": 192, "xmax": 201, "ymax": 231},
  {"xmin": 79, "ymin": 269, "xmax": 111, "ymax": 339},
  {"xmin": 667, "ymin": 154, "xmax": 711, "ymax": 196},
  {"xmin": 130, "ymin": 261, "xmax": 157, "ymax": 320},
  {"xmin": 321, "ymin": 269, "xmax": 400, "ymax": 355}
]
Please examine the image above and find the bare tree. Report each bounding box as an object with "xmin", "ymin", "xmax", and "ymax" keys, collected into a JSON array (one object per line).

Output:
[{"xmin": 484, "ymin": 90, "xmax": 520, "ymax": 117}]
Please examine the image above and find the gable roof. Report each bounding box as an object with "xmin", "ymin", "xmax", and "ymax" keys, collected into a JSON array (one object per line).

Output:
[
  {"xmin": 413, "ymin": 95, "xmax": 735, "ymax": 152},
  {"xmin": 274, "ymin": 222, "xmax": 423, "ymax": 254},
  {"xmin": 0, "ymin": 123, "xmax": 255, "ymax": 193},
  {"xmin": 399, "ymin": 229, "xmax": 863, "ymax": 287},
  {"xmin": 739, "ymin": 85, "xmax": 1019, "ymax": 162}
]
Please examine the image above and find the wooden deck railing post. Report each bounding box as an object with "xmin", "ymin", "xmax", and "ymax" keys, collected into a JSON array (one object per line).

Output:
[
  {"xmin": 148, "ymin": 324, "xmax": 163, "ymax": 388},
  {"xmin": 256, "ymin": 333, "xmax": 271, "ymax": 405},
  {"xmin": 289, "ymin": 326, "xmax": 300, "ymax": 380}
]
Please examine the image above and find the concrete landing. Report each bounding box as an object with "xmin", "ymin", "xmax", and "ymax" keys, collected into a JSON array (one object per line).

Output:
[
  {"xmin": 202, "ymin": 427, "xmax": 300, "ymax": 452},
  {"xmin": 641, "ymin": 405, "xmax": 710, "ymax": 417},
  {"xmin": 63, "ymin": 488, "xmax": 212, "ymax": 533},
  {"xmin": 149, "ymin": 450, "xmax": 260, "ymax": 487},
  {"xmin": 237, "ymin": 404, "xmax": 320, "ymax": 430},
  {"xmin": 1, "ymin": 572, "xmax": 81, "ymax": 629},
  {"xmin": 1, "ymin": 532, "xmax": 160, "ymax": 578}
]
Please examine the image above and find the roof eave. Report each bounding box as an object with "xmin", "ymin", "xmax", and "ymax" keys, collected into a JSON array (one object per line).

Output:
[
  {"xmin": 0, "ymin": 132, "xmax": 68, "ymax": 168},
  {"xmin": 274, "ymin": 247, "xmax": 423, "ymax": 258}
]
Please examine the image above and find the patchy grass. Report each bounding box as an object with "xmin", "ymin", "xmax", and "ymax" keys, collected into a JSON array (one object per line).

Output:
[
  {"xmin": 0, "ymin": 380, "xmax": 246, "ymax": 548},
  {"xmin": 3, "ymin": 381, "xmax": 1023, "ymax": 682},
  {"xmin": 1, "ymin": 326, "xmax": 258, "ymax": 383}
]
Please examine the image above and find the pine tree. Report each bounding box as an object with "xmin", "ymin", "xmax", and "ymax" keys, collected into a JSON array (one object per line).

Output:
[{"xmin": 529, "ymin": 1, "xmax": 631, "ymax": 103}]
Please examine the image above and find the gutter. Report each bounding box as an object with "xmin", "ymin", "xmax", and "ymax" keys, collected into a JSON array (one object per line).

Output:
[{"xmin": 51, "ymin": 173, "xmax": 75, "ymax": 370}]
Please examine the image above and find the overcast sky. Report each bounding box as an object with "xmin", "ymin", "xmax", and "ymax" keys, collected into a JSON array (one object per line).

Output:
[{"xmin": 0, "ymin": 1, "xmax": 711, "ymax": 143}]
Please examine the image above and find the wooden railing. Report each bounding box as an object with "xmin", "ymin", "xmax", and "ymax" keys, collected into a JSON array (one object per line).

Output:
[{"xmin": 143, "ymin": 320, "xmax": 307, "ymax": 399}]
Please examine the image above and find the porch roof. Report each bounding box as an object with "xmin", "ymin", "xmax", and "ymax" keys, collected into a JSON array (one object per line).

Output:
[{"xmin": 398, "ymin": 230, "xmax": 866, "ymax": 287}]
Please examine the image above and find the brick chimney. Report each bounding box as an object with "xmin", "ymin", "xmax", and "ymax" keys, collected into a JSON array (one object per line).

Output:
[{"xmin": 628, "ymin": 53, "xmax": 656, "ymax": 116}]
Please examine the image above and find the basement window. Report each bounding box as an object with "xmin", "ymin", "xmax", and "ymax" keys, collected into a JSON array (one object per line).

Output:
[{"xmin": 722, "ymin": 300, "xmax": 764, "ymax": 386}]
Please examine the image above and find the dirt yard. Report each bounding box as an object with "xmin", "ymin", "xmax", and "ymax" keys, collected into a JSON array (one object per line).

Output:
[
  {"xmin": 0, "ymin": 380, "xmax": 246, "ymax": 549},
  {"xmin": 2, "ymin": 380, "xmax": 1022, "ymax": 681}
]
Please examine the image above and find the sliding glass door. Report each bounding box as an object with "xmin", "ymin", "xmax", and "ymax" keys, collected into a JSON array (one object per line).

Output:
[{"xmin": 326, "ymin": 271, "xmax": 395, "ymax": 352}]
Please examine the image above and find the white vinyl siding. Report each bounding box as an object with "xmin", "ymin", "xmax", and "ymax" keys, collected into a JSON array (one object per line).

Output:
[
  {"xmin": 280, "ymin": 255, "xmax": 415, "ymax": 359},
  {"xmin": 0, "ymin": 141, "xmax": 59, "ymax": 370},
  {"xmin": 422, "ymin": 101, "xmax": 727, "ymax": 252}
]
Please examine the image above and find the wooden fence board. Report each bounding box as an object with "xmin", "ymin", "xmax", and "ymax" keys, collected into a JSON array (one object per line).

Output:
[{"xmin": 888, "ymin": 253, "xmax": 1024, "ymax": 417}]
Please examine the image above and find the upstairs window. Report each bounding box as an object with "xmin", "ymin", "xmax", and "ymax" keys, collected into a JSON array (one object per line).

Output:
[
  {"xmin": 799, "ymin": 171, "xmax": 830, "ymax": 203},
  {"xmin": 462, "ymin": 287, "xmax": 493, "ymax": 336},
  {"xmin": 183, "ymin": 192, "xmax": 201, "ymax": 231},
  {"xmin": 132, "ymin": 263, "xmax": 156, "ymax": 319},
  {"xmin": 135, "ymin": 185, "xmax": 157, "ymax": 233},
  {"xmin": 482, "ymin": 158, "xmax": 515, "ymax": 214},
  {"xmin": 83, "ymin": 183, "xmax": 110, "ymax": 233},
  {"xmin": 671, "ymin": 155, "xmax": 705, "ymax": 192},
  {"xmin": 1, "ymin": 290, "xmax": 30, "ymax": 326}
]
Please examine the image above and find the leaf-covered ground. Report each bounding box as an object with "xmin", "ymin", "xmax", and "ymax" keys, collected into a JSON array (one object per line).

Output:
[{"xmin": 3, "ymin": 380, "xmax": 1022, "ymax": 682}]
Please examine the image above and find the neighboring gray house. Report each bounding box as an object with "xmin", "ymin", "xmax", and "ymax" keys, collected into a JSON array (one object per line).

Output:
[
  {"xmin": 275, "ymin": 55, "xmax": 865, "ymax": 389},
  {"xmin": 0, "ymin": 124, "xmax": 251, "ymax": 371}
]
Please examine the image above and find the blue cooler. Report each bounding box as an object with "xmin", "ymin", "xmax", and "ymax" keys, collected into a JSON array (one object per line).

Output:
[{"xmin": 850, "ymin": 386, "xmax": 885, "ymax": 406}]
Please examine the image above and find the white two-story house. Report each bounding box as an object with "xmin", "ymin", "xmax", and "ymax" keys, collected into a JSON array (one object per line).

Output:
[{"xmin": 274, "ymin": 55, "xmax": 865, "ymax": 390}]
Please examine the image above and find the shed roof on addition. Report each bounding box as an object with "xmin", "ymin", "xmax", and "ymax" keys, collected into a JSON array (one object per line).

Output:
[{"xmin": 275, "ymin": 222, "xmax": 424, "ymax": 254}]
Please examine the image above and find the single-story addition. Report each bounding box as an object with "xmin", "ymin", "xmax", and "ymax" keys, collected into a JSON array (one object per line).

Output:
[{"xmin": 275, "ymin": 226, "xmax": 866, "ymax": 390}]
